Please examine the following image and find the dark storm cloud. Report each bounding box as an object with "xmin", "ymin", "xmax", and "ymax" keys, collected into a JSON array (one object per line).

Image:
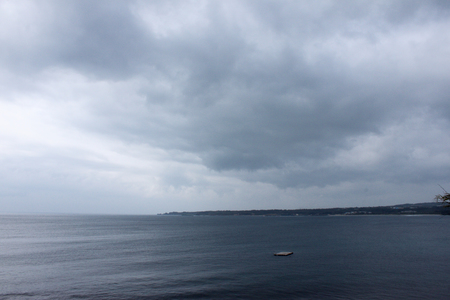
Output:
[
  {"xmin": 2, "ymin": 0, "xmax": 450, "ymax": 196},
  {"xmin": 103, "ymin": 2, "xmax": 446, "ymax": 180},
  {"xmin": 2, "ymin": 0, "xmax": 155, "ymax": 78}
]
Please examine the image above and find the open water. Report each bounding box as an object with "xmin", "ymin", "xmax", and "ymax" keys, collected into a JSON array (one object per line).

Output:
[{"xmin": 1, "ymin": 214, "xmax": 449, "ymax": 299}]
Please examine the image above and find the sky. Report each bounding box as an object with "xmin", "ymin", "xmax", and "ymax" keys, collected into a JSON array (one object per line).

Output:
[{"xmin": 1, "ymin": 0, "xmax": 450, "ymax": 214}]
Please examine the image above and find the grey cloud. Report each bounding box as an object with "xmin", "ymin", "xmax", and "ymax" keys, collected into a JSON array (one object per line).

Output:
[
  {"xmin": 2, "ymin": 0, "xmax": 154, "ymax": 78},
  {"xmin": 2, "ymin": 0, "xmax": 450, "ymax": 213},
  {"xmin": 79, "ymin": 1, "xmax": 449, "ymax": 180}
]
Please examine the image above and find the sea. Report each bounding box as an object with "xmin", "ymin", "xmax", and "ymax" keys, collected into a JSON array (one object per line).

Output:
[{"xmin": 1, "ymin": 214, "xmax": 449, "ymax": 300}]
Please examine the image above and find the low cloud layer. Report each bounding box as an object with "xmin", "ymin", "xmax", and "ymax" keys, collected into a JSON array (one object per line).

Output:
[{"xmin": 1, "ymin": 0, "xmax": 450, "ymax": 214}]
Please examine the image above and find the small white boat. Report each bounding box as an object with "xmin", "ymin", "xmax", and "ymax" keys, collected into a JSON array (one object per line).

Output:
[{"xmin": 274, "ymin": 251, "xmax": 293, "ymax": 256}]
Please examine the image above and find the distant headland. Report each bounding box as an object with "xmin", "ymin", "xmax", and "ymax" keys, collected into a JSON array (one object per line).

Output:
[{"xmin": 160, "ymin": 202, "xmax": 449, "ymax": 216}]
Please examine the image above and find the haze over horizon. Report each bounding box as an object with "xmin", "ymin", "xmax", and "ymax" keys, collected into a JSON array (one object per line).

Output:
[{"xmin": 1, "ymin": 0, "xmax": 450, "ymax": 214}]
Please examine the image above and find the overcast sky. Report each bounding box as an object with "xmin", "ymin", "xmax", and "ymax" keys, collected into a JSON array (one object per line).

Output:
[{"xmin": 1, "ymin": 0, "xmax": 450, "ymax": 214}]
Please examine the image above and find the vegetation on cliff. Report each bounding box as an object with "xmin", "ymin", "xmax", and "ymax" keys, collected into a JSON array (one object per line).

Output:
[{"xmin": 435, "ymin": 185, "xmax": 450, "ymax": 207}]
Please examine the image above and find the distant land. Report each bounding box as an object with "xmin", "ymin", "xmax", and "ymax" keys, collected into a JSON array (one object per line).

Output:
[{"xmin": 160, "ymin": 202, "xmax": 449, "ymax": 216}]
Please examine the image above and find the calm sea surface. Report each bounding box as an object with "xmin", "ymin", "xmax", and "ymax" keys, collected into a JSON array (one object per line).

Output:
[{"xmin": 1, "ymin": 215, "xmax": 449, "ymax": 299}]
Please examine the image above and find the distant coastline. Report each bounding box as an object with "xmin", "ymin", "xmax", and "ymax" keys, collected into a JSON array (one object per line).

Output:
[{"xmin": 160, "ymin": 202, "xmax": 449, "ymax": 216}]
